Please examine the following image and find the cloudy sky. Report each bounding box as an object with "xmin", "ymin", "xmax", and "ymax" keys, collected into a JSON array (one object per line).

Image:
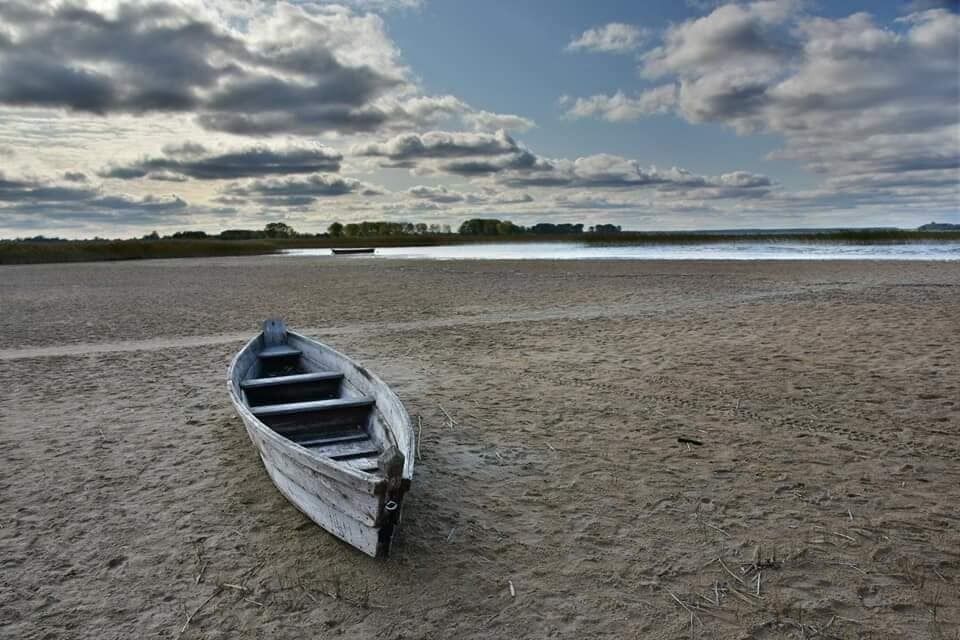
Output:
[{"xmin": 0, "ymin": 0, "xmax": 957, "ymax": 237}]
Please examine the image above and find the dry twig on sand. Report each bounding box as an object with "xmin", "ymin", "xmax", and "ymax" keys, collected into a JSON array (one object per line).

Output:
[
  {"xmin": 179, "ymin": 586, "xmax": 223, "ymax": 635},
  {"xmin": 718, "ymin": 558, "xmax": 746, "ymax": 586},
  {"xmin": 416, "ymin": 415, "xmax": 423, "ymax": 461},
  {"xmin": 439, "ymin": 405, "xmax": 458, "ymax": 429},
  {"xmin": 666, "ymin": 590, "xmax": 703, "ymax": 627}
]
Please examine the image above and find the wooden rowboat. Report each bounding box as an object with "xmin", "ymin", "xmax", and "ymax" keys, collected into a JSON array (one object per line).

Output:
[
  {"xmin": 227, "ymin": 319, "xmax": 414, "ymax": 557},
  {"xmin": 331, "ymin": 248, "xmax": 375, "ymax": 255}
]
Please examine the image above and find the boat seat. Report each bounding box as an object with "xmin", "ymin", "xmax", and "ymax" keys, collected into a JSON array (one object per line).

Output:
[
  {"xmin": 242, "ymin": 371, "xmax": 345, "ymax": 406},
  {"xmin": 242, "ymin": 371, "xmax": 342, "ymax": 390},
  {"xmin": 252, "ymin": 396, "xmax": 376, "ymax": 439},
  {"xmin": 282, "ymin": 422, "xmax": 382, "ymax": 472},
  {"xmin": 292, "ymin": 431, "xmax": 370, "ymax": 447},
  {"xmin": 258, "ymin": 345, "xmax": 302, "ymax": 359},
  {"xmin": 251, "ymin": 396, "xmax": 374, "ymax": 417}
]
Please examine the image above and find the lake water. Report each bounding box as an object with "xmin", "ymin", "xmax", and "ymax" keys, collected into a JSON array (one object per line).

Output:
[{"xmin": 284, "ymin": 241, "xmax": 960, "ymax": 261}]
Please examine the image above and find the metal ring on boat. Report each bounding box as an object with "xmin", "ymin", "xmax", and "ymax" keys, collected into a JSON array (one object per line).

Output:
[{"xmin": 384, "ymin": 500, "xmax": 399, "ymax": 512}]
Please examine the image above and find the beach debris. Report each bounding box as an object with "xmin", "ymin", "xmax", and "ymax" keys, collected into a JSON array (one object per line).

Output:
[
  {"xmin": 677, "ymin": 436, "xmax": 703, "ymax": 446},
  {"xmin": 439, "ymin": 404, "xmax": 458, "ymax": 429},
  {"xmin": 508, "ymin": 580, "xmax": 516, "ymax": 598},
  {"xmin": 417, "ymin": 415, "xmax": 423, "ymax": 461},
  {"xmin": 179, "ymin": 586, "xmax": 223, "ymax": 635}
]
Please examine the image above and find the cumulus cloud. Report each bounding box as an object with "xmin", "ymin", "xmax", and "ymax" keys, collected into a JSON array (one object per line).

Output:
[
  {"xmin": 406, "ymin": 185, "xmax": 533, "ymax": 205},
  {"xmin": 496, "ymin": 153, "xmax": 773, "ymax": 198},
  {"xmin": 567, "ymin": 23, "xmax": 649, "ymax": 53},
  {"xmin": 407, "ymin": 185, "xmax": 467, "ymax": 203},
  {"xmin": 563, "ymin": 2, "xmax": 960, "ymax": 205},
  {"xmin": 354, "ymin": 129, "xmax": 523, "ymax": 162},
  {"xmin": 0, "ymin": 1, "xmax": 479, "ymax": 136},
  {"xmin": 565, "ymin": 86, "xmax": 677, "ymax": 121},
  {"xmin": 222, "ymin": 173, "xmax": 382, "ymax": 207},
  {"xmin": 461, "ymin": 110, "xmax": 536, "ymax": 132},
  {"xmin": 0, "ymin": 171, "xmax": 191, "ymax": 226},
  {"xmin": 100, "ymin": 144, "xmax": 343, "ymax": 181}
]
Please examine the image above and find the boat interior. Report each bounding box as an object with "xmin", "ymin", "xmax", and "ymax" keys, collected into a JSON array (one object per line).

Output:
[{"xmin": 238, "ymin": 323, "xmax": 391, "ymax": 475}]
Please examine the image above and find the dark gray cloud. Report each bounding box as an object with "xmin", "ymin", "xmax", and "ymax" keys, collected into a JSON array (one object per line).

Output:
[
  {"xmin": 101, "ymin": 145, "xmax": 343, "ymax": 181},
  {"xmin": 406, "ymin": 185, "xmax": 533, "ymax": 205},
  {"xmin": 354, "ymin": 129, "xmax": 521, "ymax": 161},
  {"xmin": 223, "ymin": 173, "xmax": 381, "ymax": 206},
  {"xmin": 0, "ymin": 171, "xmax": 192, "ymax": 226},
  {"xmin": 63, "ymin": 171, "xmax": 88, "ymax": 182},
  {"xmin": 0, "ymin": 1, "xmax": 414, "ymax": 135},
  {"xmin": 496, "ymin": 154, "xmax": 774, "ymax": 199}
]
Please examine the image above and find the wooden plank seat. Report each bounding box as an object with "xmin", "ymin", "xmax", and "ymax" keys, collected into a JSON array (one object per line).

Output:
[
  {"xmin": 252, "ymin": 397, "xmax": 376, "ymax": 440},
  {"xmin": 252, "ymin": 397, "xmax": 375, "ymax": 417},
  {"xmin": 290, "ymin": 430, "xmax": 369, "ymax": 447},
  {"xmin": 242, "ymin": 371, "xmax": 343, "ymax": 389},
  {"xmin": 241, "ymin": 371, "xmax": 344, "ymax": 406},
  {"xmin": 258, "ymin": 345, "xmax": 302, "ymax": 359},
  {"xmin": 257, "ymin": 345, "xmax": 304, "ymax": 376}
]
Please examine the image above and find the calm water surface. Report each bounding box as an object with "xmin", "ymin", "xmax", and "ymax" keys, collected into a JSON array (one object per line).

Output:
[{"xmin": 285, "ymin": 241, "xmax": 960, "ymax": 261}]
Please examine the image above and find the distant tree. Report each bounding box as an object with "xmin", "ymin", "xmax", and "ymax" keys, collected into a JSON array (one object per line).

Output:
[
  {"xmin": 593, "ymin": 224, "xmax": 622, "ymax": 233},
  {"xmin": 343, "ymin": 223, "xmax": 360, "ymax": 237},
  {"xmin": 142, "ymin": 230, "xmax": 160, "ymax": 240},
  {"xmin": 220, "ymin": 229, "xmax": 263, "ymax": 239},
  {"xmin": 459, "ymin": 218, "xmax": 507, "ymax": 235},
  {"xmin": 171, "ymin": 230, "xmax": 208, "ymax": 239},
  {"xmin": 442, "ymin": 224, "xmax": 452, "ymax": 234},
  {"xmin": 328, "ymin": 222, "xmax": 344, "ymax": 237},
  {"xmin": 415, "ymin": 223, "xmax": 428, "ymax": 234},
  {"xmin": 264, "ymin": 222, "xmax": 296, "ymax": 238}
]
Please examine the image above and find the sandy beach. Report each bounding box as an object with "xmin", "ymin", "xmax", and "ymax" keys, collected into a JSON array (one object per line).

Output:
[{"xmin": 1, "ymin": 256, "xmax": 958, "ymax": 639}]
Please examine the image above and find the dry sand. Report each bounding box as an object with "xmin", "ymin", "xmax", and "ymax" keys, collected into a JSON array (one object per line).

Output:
[{"xmin": 1, "ymin": 256, "xmax": 958, "ymax": 639}]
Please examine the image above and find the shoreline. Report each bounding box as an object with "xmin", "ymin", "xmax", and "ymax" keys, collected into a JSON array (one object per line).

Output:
[{"xmin": 2, "ymin": 229, "xmax": 958, "ymax": 265}]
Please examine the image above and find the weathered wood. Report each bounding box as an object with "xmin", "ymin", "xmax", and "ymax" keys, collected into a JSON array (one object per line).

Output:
[
  {"xmin": 263, "ymin": 318, "xmax": 287, "ymax": 347},
  {"xmin": 241, "ymin": 371, "xmax": 342, "ymax": 389},
  {"xmin": 291, "ymin": 431, "xmax": 368, "ymax": 447},
  {"xmin": 263, "ymin": 460, "xmax": 380, "ymax": 555},
  {"xmin": 251, "ymin": 397, "xmax": 375, "ymax": 417},
  {"xmin": 242, "ymin": 371, "xmax": 343, "ymax": 406},
  {"xmin": 289, "ymin": 332, "xmax": 415, "ymax": 481},
  {"xmin": 227, "ymin": 321, "xmax": 415, "ymax": 558},
  {"xmin": 340, "ymin": 455, "xmax": 381, "ymax": 473},
  {"xmin": 311, "ymin": 439, "xmax": 380, "ymax": 459},
  {"xmin": 258, "ymin": 345, "xmax": 301, "ymax": 359}
]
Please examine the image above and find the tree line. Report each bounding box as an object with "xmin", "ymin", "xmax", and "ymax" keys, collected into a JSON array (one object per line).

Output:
[
  {"xmin": 457, "ymin": 219, "xmax": 621, "ymax": 235},
  {"xmin": 7, "ymin": 219, "xmax": 622, "ymax": 243}
]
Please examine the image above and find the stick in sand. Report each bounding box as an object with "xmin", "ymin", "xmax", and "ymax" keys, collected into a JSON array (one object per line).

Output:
[
  {"xmin": 718, "ymin": 558, "xmax": 746, "ymax": 585},
  {"xmin": 439, "ymin": 405, "xmax": 458, "ymax": 428},
  {"xmin": 416, "ymin": 415, "xmax": 423, "ymax": 461},
  {"xmin": 179, "ymin": 586, "xmax": 223, "ymax": 635}
]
